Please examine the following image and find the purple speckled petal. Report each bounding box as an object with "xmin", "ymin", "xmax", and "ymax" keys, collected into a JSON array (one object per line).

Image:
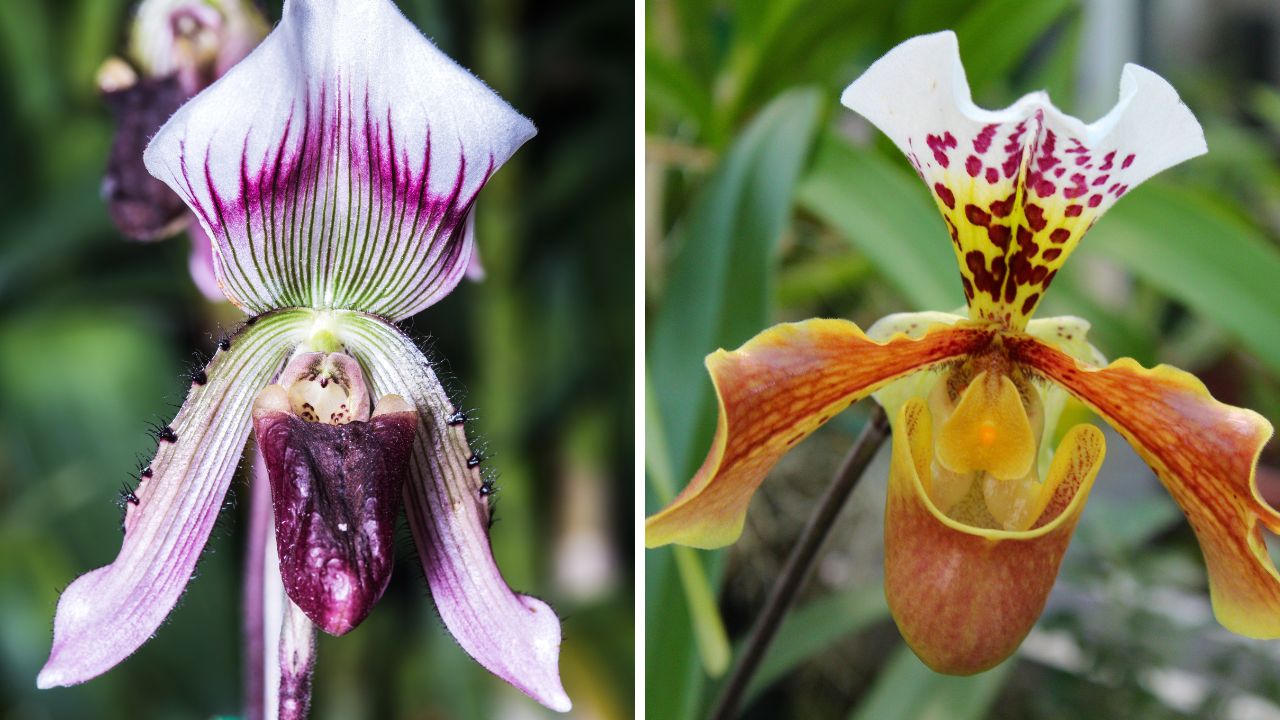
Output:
[
  {"xmin": 37, "ymin": 310, "xmax": 310, "ymax": 689},
  {"xmin": 142, "ymin": 0, "xmax": 535, "ymax": 321},
  {"xmin": 340, "ymin": 313, "xmax": 571, "ymax": 713}
]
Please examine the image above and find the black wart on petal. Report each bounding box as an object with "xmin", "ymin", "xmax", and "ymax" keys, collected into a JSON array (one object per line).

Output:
[{"xmin": 254, "ymin": 409, "xmax": 418, "ymax": 636}]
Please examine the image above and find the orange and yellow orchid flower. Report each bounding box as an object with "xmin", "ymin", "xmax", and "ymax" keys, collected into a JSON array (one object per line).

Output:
[{"xmin": 645, "ymin": 31, "xmax": 1279, "ymax": 675}]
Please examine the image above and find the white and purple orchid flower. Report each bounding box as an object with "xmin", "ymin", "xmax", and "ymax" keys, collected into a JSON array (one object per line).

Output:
[{"xmin": 42, "ymin": 0, "xmax": 570, "ymax": 714}]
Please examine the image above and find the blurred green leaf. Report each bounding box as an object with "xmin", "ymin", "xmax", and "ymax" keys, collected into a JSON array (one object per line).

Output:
[
  {"xmin": 796, "ymin": 132, "xmax": 959, "ymax": 312},
  {"xmin": 648, "ymin": 47, "xmax": 713, "ymax": 131},
  {"xmin": 954, "ymin": 0, "xmax": 1075, "ymax": 94},
  {"xmin": 647, "ymin": 88, "xmax": 824, "ymax": 720},
  {"xmin": 849, "ymin": 645, "xmax": 1013, "ymax": 720},
  {"xmin": 1084, "ymin": 182, "xmax": 1280, "ymax": 374},
  {"xmin": 742, "ymin": 582, "xmax": 889, "ymax": 707}
]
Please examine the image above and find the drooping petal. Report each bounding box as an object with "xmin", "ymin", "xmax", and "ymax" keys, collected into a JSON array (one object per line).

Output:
[
  {"xmin": 143, "ymin": 0, "xmax": 535, "ymax": 320},
  {"xmin": 885, "ymin": 398, "xmax": 1105, "ymax": 674},
  {"xmin": 37, "ymin": 309, "xmax": 312, "ymax": 688},
  {"xmin": 338, "ymin": 311, "xmax": 571, "ymax": 712},
  {"xmin": 1007, "ymin": 334, "xmax": 1280, "ymax": 637},
  {"xmin": 646, "ymin": 318, "xmax": 995, "ymax": 549},
  {"xmin": 842, "ymin": 31, "xmax": 1206, "ymax": 328}
]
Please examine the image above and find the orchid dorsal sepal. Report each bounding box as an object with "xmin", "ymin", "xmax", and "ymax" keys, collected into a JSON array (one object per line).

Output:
[
  {"xmin": 143, "ymin": 0, "xmax": 536, "ymax": 321},
  {"xmin": 841, "ymin": 30, "xmax": 1206, "ymax": 329}
]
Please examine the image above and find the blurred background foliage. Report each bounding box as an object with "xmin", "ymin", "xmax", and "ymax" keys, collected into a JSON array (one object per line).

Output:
[
  {"xmin": 0, "ymin": 0, "xmax": 632, "ymax": 718},
  {"xmin": 646, "ymin": 0, "xmax": 1280, "ymax": 718}
]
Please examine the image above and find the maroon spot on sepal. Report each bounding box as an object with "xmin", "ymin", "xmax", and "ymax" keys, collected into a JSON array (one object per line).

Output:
[
  {"xmin": 1024, "ymin": 204, "xmax": 1047, "ymax": 232},
  {"xmin": 965, "ymin": 204, "xmax": 991, "ymax": 227},
  {"xmin": 988, "ymin": 193, "xmax": 1015, "ymax": 218},
  {"xmin": 934, "ymin": 183, "xmax": 956, "ymax": 209},
  {"xmin": 965, "ymin": 156, "xmax": 981, "ymax": 178},
  {"xmin": 1064, "ymin": 204, "xmax": 1083, "ymax": 217},
  {"xmin": 254, "ymin": 408, "xmax": 419, "ymax": 636},
  {"xmin": 1122, "ymin": 153, "xmax": 1136, "ymax": 169}
]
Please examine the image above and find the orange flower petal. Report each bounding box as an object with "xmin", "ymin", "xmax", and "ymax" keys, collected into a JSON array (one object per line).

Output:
[
  {"xmin": 645, "ymin": 319, "xmax": 994, "ymax": 549},
  {"xmin": 1007, "ymin": 334, "xmax": 1280, "ymax": 637},
  {"xmin": 885, "ymin": 399, "xmax": 1105, "ymax": 674}
]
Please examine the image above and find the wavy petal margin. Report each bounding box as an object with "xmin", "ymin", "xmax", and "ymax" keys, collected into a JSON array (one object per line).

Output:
[
  {"xmin": 1007, "ymin": 334, "xmax": 1280, "ymax": 636},
  {"xmin": 841, "ymin": 31, "xmax": 1205, "ymax": 328},
  {"xmin": 144, "ymin": 0, "xmax": 535, "ymax": 320},
  {"xmin": 885, "ymin": 398, "xmax": 1104, "ymax": 674},
  {"xmin": 339, "ymin": 312, "xmax": 570, "ymax": 712},
  {"xmin": 38, "ymin": 309, "xmax": 311, "ymax": 688},
  {"xmin": 645, "ymin": 318, "xmax": 995, "ymax": 549}
]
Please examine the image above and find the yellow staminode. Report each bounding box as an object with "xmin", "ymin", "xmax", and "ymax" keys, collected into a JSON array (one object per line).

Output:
[{"xmin": 937, "ymin": 371, "xmax": 1036, "ymax": 480}]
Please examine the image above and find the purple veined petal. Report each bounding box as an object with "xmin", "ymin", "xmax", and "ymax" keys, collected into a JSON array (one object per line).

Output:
[
  {"xmin": 37, "ymin": 309, "xmax": 312, "ymax": 689},
  {"xmin": 187, "ymin": 219, "xmax": 227, "ymax": 301},
  {"xmin": 143, "ymin": 0, "xmax": 536, "ymax": 321},
  {"xmin": 339, "ymin": 312, "xmax": 572, "ymax": 713}
]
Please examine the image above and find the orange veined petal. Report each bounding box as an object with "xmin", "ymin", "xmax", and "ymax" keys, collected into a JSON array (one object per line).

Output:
[
  {"xmin": 885, "ymin": 398, "xmax": 1105, "ymax": 674},
  {"xmin": 841, "ymin": 31, "xmax": 1205, "ymax": 329},
  {"xmin": 1006, "ymin": 334, "xmax": 1280, "ymax": 637},
  {"xmin": 644, "ymin": 319, "xmax": 994, "ymax": 549}
]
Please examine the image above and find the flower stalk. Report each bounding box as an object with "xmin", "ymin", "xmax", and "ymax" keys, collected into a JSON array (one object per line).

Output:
[{"xmin": 709, "ymin": 407, "xmax": 888, "ymax": 720}]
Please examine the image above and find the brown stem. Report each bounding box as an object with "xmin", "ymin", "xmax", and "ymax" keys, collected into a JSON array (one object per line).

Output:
[{"xmin": 708, "ymin": 405, "xmax": 890, "ymax": 720}]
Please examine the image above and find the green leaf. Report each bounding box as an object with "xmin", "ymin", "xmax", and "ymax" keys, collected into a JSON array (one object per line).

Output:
[
  {"xmin": 1082, "ymin": 181, "xmax": 1280, "ymax": 374},
  {"xmin": 646, "ymin": 88, "xmax": 824, "ymax": 720},
  {"xmin": 849, "ymin": 645, "xmax": 1014, "ymax": 720},
  {"xmin": 742, "ymin": 583, "xmax": 889, "ymax": 707},
  {"xmin": 954, "ymin": 0, "xmax": 1076, "ymax": 95},
  {"xmin": 796, "ymin": 131, "xmax": 960, "ymax": 311}
]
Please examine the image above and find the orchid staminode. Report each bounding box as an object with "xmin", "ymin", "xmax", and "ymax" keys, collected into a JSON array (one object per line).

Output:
[
  {"xmin": 40, "ymin": 0, "xmax": 570, "ymax": 714},
  {"xmin": 645, "ymin": 31, "xmax": 1279, "ymax": 674}
]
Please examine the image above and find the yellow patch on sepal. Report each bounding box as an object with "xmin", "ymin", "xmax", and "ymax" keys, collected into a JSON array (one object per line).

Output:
[{"xmin": 937, "ymin": 371, "xmax": 1036, "ymax": 480}]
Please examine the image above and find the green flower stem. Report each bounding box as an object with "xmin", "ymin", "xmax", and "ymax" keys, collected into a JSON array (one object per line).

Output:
[{"xmin": 709, "ymin": 405, "xmax": 889, "ymax": 720}]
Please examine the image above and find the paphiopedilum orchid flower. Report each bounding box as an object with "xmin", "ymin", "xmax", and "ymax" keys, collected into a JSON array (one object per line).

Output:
[
  {"xmin": 41, "ymin": 0, "xmax": 570, "ymax": 713},
  {"xmin": 98, "ymin": 0, "xmax": 269, "ymax": 299},
  {"xmin": 645, "ymin": 31, "xmax": 1279, "ymax": 674}
]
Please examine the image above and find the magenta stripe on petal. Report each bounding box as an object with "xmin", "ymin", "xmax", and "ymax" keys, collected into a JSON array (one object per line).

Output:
[{"xmin": 143, "ymin": 0, "xmax": 534, "ymax": 321}]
